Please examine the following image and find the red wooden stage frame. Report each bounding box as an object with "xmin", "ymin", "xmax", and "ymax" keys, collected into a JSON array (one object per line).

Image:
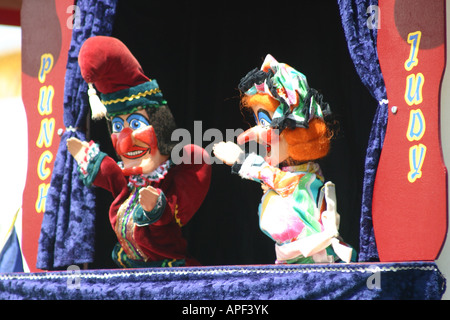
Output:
[
  {"xmin": 21, "ymin": 0, "xmax": 73, "ymax": 272},
  {"xmin": 373, "ymin": 0, "xmax": 448, "ymax": 262},
  {"xmin": 15, "ymin": 0, "xmax": 449, "ymax": 271}
]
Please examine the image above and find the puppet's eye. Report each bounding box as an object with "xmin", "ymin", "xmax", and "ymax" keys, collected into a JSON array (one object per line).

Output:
[
  {"xmin": 257, "ymin": 110, "xmax": 272, "ymax": 127},
  {"xmin": 259, "ymin": 118, "xmax": 271, "ymax": 127},
  {"xmin": 112, "ymin": 117, "xmax": 124, "ymax": 133},
  {"xmin": 129, "ymin": 119, "xmax": 145, "ymax": 130},
  {"xmin": 127, "ymin": 114, "xmax": 150, "ymax": 131}
]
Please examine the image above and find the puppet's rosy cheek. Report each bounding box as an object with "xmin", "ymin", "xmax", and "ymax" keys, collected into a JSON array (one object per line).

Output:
[{"xmin": 133, "ymin": 126, "xmax": 157, "ymax": 151}]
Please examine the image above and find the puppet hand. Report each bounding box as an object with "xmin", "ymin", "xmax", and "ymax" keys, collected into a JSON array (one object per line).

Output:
[
  {"xmin": 67, "ymin": 137, "xmax": 90, "ymax": 164},
  {"xmin": 139, "ymin": 186, "xmax": 160, "ymax": 212},
  {"xmin": 213, "ymin": 141, "xmax": 244, "ymax": 166}
]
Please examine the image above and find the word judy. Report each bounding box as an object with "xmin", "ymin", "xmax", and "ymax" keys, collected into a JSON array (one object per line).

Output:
[{"xmin": 404, "ymin": 31, "xmax": 426, "ymax": 183}]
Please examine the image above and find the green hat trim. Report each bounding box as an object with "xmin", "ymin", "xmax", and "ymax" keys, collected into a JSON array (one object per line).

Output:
[{"xmin": 100, "ymin": 80, "xmax": 167, "ymax": 117}]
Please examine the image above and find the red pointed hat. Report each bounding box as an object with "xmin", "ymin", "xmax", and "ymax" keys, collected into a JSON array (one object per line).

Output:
[{"xmin": 78, "ymin": 36, "xmax": 167, "ymax": 119}]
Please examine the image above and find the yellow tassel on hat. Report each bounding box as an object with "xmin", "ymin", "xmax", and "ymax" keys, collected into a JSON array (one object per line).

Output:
[{"xmin": 87, "ymin": 83, "xmax": 107, "ymax": 120}]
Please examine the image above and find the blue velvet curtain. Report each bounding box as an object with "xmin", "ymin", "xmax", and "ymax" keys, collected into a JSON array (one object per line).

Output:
[
  {"xmin": 0, "ymin": 262, "xmax": 445, "ymax": 300},
  {"xmin": 36, "ymin": 0, "xmax": 118, "ymax": 270},
  {"xmin": 337, "ymin": 0, "xmax": 387, "ymax": 262}
]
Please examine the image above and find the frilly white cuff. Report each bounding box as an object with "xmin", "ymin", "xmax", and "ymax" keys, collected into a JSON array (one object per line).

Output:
[{"xmin": 78, "ymin": 141, "xmax": 101, "ymax": 178}]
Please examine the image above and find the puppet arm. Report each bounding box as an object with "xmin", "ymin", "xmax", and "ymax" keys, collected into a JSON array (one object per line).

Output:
[
  {"xmin": 213, "ymin": 141, "xmax": 300, "ymax": 198},
  {"xmin": 239, "ymin": 153, "xmax": 301, "ymax": 197},
  {"xmin": 68, "ymin": 137, "xmax": 130, "ymax": 229},
  {"xmin": 67, "ymin": 137, "xmax": 106, "ymax": 187},
  {"xmin": 133, "ymin": 186, "xmax": 166, "ymax": 226},
  {"xmin": 237, "ymin": 153, "xmax": 300, "ymax": 196},
  {"xmin": 213, "ymin": 141, "xmax": 245, "ymax": 165}
]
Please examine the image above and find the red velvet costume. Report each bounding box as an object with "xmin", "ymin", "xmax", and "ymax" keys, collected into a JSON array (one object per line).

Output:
[{"xmin": 86, "ymin": 144, "xmax": 210, "ymax": 268}]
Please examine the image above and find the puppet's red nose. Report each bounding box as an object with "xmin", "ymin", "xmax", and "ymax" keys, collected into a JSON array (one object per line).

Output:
[{"xmin": 114, "ymin": 127, "xmax": 134, "ymax": 155}]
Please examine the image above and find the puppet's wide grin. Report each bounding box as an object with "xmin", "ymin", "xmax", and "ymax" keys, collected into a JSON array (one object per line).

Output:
[
  {"xmin": 111, "ymin": 125, "xmax": 157, "ymax": 162},
  {"xmin": 121, "ymin": 146, "xmax": 150, "ymax": 159}
]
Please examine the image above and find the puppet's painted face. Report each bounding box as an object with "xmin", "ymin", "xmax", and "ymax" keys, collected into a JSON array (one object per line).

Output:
[
  {"xmin": 110, "ymin": 109, "xmax": 166, "ymax": 176},
  {"xmin": 238, "ymin": 104, "xmax": 289, "ymax": 166}
]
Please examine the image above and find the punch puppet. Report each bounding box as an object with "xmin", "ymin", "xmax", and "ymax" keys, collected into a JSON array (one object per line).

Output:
[
  {"xmin": 214, "ymin": 55, "xmax": 354, "ymax": 264},
  {"xmin": 67, "ymin": 36, "xmax": 211, "ymax": 268}
]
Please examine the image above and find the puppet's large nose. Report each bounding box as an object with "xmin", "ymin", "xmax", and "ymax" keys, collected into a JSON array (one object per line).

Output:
[
  {"xmin": 237, "ymin": 126, "xmax": 277, "ymax": 146},
  {"xmin": 114, "ymin": 127, "xmax": 134, "ymax": 155}
]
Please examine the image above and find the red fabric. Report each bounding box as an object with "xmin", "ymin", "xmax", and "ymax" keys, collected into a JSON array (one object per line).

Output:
[
  {"xmin": 92, "ymin": 156, "xmax": 129, "ymax": 228},
  {"xmin": 78, "ymin": 36, "xmax": 149, "ymax": 93},
  {"xmin": 93, "ymin": 144, "xmax": 211, "ymax": 265}
]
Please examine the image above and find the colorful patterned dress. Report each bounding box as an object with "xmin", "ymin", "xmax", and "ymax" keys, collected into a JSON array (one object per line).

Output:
[{"xmin": 234, "ymin": 153, "xmax": 353, "ymax": 264}]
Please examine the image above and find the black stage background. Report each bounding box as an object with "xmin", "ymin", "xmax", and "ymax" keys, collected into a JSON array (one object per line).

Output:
[{"xmin": 88, "ymin": 1, "xmax": 376, "ymax": 269}]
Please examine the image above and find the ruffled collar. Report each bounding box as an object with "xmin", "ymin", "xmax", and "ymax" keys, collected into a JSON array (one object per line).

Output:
[
  {"xmin": 281, "ymin": 161, "xmax": 324, "ymax": 182},
  {"xmin": 118, "ymin": 159, "xmax": 173, "ymax": 187}
]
